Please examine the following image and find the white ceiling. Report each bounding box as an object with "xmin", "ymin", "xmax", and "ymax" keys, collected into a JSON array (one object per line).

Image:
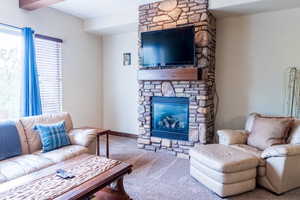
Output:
[
  {"xmin": 51, "ymin": 0, "xmax": 161, "ymax": 19},
  {"xmin": 210, "ymin": 0, "xmax": 300, "ymax": 18},
  {"xmin": 50, "ymin": 0, "xmax": 300, "ymax": 35}
]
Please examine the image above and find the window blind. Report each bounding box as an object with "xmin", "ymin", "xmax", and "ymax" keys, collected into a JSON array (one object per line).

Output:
[{"xmin": 35, "ymin": 37, "xmax": 63, "ymax": 114}]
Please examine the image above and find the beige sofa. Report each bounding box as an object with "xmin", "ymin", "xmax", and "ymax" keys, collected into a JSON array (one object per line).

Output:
[
  {"xmin": 0, "ymin": 112, "xmax": 97, "ymax": 184},
  {"xmin": 217, "ymin": 113, "xmax": 300, "ymax": 195}
]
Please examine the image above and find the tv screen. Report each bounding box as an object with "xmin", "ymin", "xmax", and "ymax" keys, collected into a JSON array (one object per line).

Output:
[{"xmin": 141, "ymin": 26, "xmax": 195, "ymax": 67}]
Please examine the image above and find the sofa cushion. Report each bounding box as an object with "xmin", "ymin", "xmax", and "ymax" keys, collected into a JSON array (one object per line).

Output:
[
  {"xmin": 34, "ymin": 145, "xmax": 88, "ymax": 163},
  {"xmin": 231, "ymin": 144, "xmax": 265, "ymax": 166},
  {"xmin": 35, "ymin": 121, "xmax": 71, "ymax": 152},
  {"xmin": 20, "ymin": 113, "xmax": 73, "ymax": 153},
  {"xmin": 287, "ymin": 120, "xmax": 300, "ymax": 144},
  {"xmin": 217, "ymin": 130, "xmax": 248, "ymax": 145},
  {"xmin": 0, "ymin": 154, "xmax": 53, "ymax": 182},
  {"xmin": 0, "ymin": 121, "xmax": 22, "ymax": 161},
  {"xmin": 247, "ymin": 116, "xmax": 293, "ymax": 150},
  {"xmin": 190, "ymin": 144, "xmax": 259, "ymax": 173},
  {"xmin": 245, "ymin": 113, "xmax": 261, "ymax": 133},
  {"xmin": 15, "ymin": 120, "xmax": 30, "ymax": 154}
]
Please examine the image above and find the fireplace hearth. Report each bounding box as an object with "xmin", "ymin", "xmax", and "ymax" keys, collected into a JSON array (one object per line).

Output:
[{"xmin": 152, "ymin": 97, "xmax": 189, "ymax": 141}]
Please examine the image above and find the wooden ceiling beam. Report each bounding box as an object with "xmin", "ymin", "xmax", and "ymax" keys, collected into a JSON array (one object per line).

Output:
[{"xmin": 19, "ymin": 0, "xmax": 64, "ymax": 11}]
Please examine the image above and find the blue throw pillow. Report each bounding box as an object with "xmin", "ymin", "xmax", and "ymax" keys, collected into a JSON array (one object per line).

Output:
[
  {"xmin": 34, "ymin": 121, "xmax": 71, "ymax": 152},
  {"xmin": 0, "ymin": 121, "xmax": 22, "ymax": 160}
]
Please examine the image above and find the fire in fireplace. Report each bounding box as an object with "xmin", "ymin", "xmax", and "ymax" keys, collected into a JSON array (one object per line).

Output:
[{"xmin": 151, "ymin": 97, "xmax": 189, "ymax": 141}]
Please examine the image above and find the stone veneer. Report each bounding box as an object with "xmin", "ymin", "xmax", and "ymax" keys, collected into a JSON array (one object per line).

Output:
[{"xmin": 137, "ymin": 0, "xmax": 216, "ymax": 158}]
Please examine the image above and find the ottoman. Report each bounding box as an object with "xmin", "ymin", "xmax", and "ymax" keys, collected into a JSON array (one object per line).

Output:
[{"xmin": 190, "ymin": 144, "xmax": 259, "ymax": 197}]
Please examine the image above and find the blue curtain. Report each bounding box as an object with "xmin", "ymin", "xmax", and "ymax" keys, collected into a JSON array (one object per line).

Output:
[{"xmin": 22, "ymin": 27, "xmax": 42, "ymax": 117}]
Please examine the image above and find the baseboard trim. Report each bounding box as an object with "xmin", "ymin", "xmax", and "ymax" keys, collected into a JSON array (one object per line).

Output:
[{"xmin": 109, "ymin": 131, "xmax": 138, "ymax": 139}]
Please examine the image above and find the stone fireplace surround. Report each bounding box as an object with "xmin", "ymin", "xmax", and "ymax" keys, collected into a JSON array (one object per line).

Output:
[{"xmin": 137, "ymin": 0, "xmax": 216, "ymax": 158}]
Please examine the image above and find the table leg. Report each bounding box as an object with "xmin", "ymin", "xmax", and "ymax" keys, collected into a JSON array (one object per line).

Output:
[
  {"xmin": 95, "ymin": 177, "xmax": 131, "ymax": 200},
  {"xmin": 96, "ymin": 134, "xmax": 100, "ymax": 156},
  {"xmin": 106, "ymin": 133, "xmax": 109, "ymax": 158}
]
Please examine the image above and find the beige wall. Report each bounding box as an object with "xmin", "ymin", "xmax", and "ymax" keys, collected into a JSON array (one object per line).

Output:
[
  {"xmin": 102, "ymin": 32, "xmax": 139, "ymax": 135},
  {"xmin": 0, "ymin": 0, "xmax": 101, "ymax": 127},
  {"xmin": 100, "ymin": 7, "xmax": 300, "ymax": 134},
  {"xmin": 216, "ymin": 7, "xmax": 300, "ymax": 130}
]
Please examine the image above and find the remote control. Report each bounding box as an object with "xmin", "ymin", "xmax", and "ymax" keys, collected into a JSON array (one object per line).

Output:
[{"xmin": 56, "ymin": 169, "xmax": 75, "ymax": 179}]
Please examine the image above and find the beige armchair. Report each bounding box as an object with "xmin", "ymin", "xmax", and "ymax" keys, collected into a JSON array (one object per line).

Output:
[{"xmin": 217, "ymin": 114, "xmax": 300, "ymax": 194}]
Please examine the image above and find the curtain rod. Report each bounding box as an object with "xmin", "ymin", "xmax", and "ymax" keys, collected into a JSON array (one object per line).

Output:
[
  {"xmin": 0, "ymin": 22, "xmax": 63, "ymax": 43},
  {"xmin": 0, "ymin": 22, "xmax": 22, "ymax": 30}
]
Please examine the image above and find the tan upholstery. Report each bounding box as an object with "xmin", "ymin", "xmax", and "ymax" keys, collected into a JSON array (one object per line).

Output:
[
  {"xmin": 258, "ymin": 155, "xmax": 300, "ymax": 194},
  {"xmin": 0, "ymin": 154, "xmax": 53, "ymax": 183},
  {"xmin": 217, "ymin": 130, "xmax": 248, "ymax": 145},
  {"xmin": 261, "ymin": 144, "xmax": 300, "ymax": 158},
  {"xmin": 190, "ymin": 159, "xmax": 256, "ymax": 184},
  {"xmin": 20, "ymin": 112, "xmax": 74, "ymax": 153},
  {"xmin": 247, "ymin": 116, "xmax": 293, "ymax": 150},
  {"xmin": 0, "ymin": 113, "xmax": 97, "ymax": 184},
  {"xmin": 288, "ymin": 120, "xmax": 300, "ymax": 144},
  {"xmin": 190, "ymin": 144, "xmax": 258, "ymax": 197},
  {"xmin": 190, "ymin": 144, "xmax": 258, "ymax": 173},
  {"xmin": 190, "ymin": 166, "xmax": 256, "ymax": 198},
  {"xmin": 212, "ymin": 113, "xmax": 300, "ymax": 195},
  {"xmin": 15, "ymin": 120, "xmax": 29, "ymax": 155},
  {"xmin": 245, "ymin": 113, "xmax": 260, "ymax": 132},
  {"xmin": 34, "ymin": 145, "xmax": 88, "ymax": 163},
  {"xmin": 230, "ymin": 144, "xmax": 266, "ymax": 177},
  {"xmin": 258, "ymin": 166, "xmax": 266, "ymax": 177},
  {"xmin": 231, "ymin": 144, "xmax": 265, "ymax": 166},
  {"xmin": 68, "ymin": 128, "xmax": 97, "ymax": 147},
  {"xmin": 191, "ymin": 113, "xmax": 300, "ymax": 195}
]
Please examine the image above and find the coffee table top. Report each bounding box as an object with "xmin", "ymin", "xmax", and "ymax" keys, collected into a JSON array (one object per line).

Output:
[{"xmin": 0, "ymin": 154, "xmax": 132, "ymax": 200}]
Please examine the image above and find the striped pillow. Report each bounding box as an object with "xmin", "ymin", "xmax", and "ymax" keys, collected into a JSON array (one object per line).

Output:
[{"xmin": 34, "ymin": 121, "xmax": 70, "ymax": 152}]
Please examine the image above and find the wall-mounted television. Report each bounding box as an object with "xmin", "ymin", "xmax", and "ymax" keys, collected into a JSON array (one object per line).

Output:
[{"xmin": 141, "ymin": 26, "xmax": 195, "ymax": 67}]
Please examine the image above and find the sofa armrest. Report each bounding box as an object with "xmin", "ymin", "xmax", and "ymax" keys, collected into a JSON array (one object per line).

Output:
[
  {"xmin": 262, "ymin": 144, "xmax": 300, "ymax": 159},
  {"xmin": 68, "ymin": 128, "xmax": 97, "ymax": 147},
  {"xmin": 217, "ymin": 129, "xmax": 248, "ymax": 145}
]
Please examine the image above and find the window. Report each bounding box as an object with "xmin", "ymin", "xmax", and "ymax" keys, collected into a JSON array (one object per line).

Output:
[
  {"xmin": 35, "ymin": 36, "xmax": 63, "ymax": 114},
  {"xmin": 0, "ymin": 27, "xmax": 23, "ymax": 120},
  {"xmin": 0, "ymin": 24, "xmax": 63, "ymax": 119}
]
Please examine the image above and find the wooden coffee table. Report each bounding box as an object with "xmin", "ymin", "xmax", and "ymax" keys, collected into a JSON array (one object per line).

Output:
[
  {"xmin": 0, "ymin": 154, "xmax": 132, "ymax": 200},
  {"xmin": 57, "ymin": 156, "xmax": 132, "ymax": 200}
]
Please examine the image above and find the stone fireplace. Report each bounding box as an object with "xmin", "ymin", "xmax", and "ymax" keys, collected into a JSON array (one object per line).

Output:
[{"xmin": 137, "ymin": 0, "xmax": 216, "ymax": 158}]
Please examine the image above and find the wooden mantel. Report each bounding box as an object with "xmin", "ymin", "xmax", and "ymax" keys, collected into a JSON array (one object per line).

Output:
[
  {"xmin": 19, "ymin": 0, "xmax": 64, "ymax": 11},
  {"xmin": 138, "ymin": 68, "xmax": 203, "ymax": 81}
]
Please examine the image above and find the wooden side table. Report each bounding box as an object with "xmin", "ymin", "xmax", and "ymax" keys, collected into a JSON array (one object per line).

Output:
[{"xmin": 95, "ymin": 129, "xmax": 110, "ymax": 158}]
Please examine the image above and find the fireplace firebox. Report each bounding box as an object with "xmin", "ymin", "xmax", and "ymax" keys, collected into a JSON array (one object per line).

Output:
[{"xmin": 151, "ymin": 97, "xmax": 189, "ymax": 141}]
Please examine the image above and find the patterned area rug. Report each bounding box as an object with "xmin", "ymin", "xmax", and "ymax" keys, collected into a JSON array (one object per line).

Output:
[{"xmin": 105, "ymin": 136, "xmax": 300, "ymax": 200}]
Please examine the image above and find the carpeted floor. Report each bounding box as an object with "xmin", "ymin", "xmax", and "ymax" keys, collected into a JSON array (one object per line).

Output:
[{"xmin": 100, "ymin": 135, "xmax": 300, "ymax": 200}]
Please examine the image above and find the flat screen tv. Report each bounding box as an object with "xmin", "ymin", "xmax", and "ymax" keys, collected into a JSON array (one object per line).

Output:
[{"xmin": 141, "ymin": 26, "xmax": 195, "ymax": 67}]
